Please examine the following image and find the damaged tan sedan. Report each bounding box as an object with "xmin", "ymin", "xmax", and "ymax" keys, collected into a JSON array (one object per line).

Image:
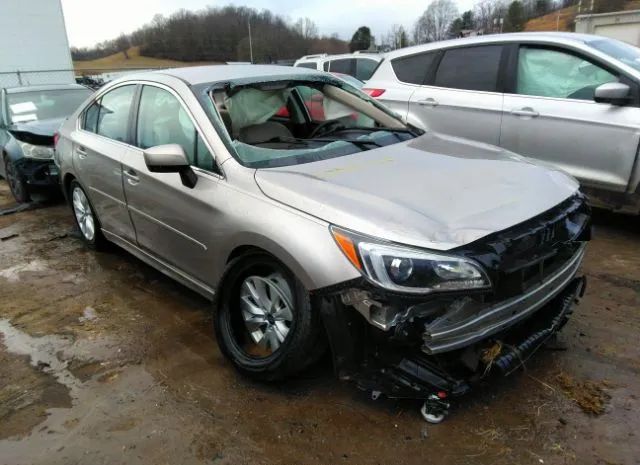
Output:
[{"xmin": 54, "ymin": 65, "xmax": 591, "ymax": 422}]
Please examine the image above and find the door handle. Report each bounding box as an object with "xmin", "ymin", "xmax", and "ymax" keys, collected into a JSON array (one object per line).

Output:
[
  {"xmin": 417, "ymin": 97, "xmax": 439, "ymax": 107},
  {"xmin": 124, "ymin": 169, "xmax": 140, "ymax": 185},
  {"xmin": 75, "ymin": 146, "xmax": 87, "ymax": 159},
  {"xmin": 511, "ymin": 107, "xmax": 539, "ymax": 118}
]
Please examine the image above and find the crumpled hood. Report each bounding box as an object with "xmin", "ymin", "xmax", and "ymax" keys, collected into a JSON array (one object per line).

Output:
[
  {"xmin": 255, "ymin": 132, "xmax": 580, "ymax": 251},
  {"xmin": 9, "ymin": 117, "xmax": 65, "ymax": 138}
]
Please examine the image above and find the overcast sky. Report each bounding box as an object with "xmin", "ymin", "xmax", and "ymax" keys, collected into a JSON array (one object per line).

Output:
[{"xmin": 60, "ymin": 0, "xmax": 477, "ymax": 48}]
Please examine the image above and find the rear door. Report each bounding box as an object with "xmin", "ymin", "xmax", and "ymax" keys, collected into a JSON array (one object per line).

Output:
[
  {"xmin": 408, "ymin": 44, "xmax": 506, "ymax": 145},
  {"xmin": 122, "ymin": 83, "xmax": 222, "ymax": 282},
  {"xmin": 500, "ymin": 44, "xmax": 640, "ymax": 192},
  {"xmin": 71, "ymin": 84, "xmax": 137, "ymax": 241}
]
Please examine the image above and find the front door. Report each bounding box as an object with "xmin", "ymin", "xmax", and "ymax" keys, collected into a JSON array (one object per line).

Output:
[
  {"xmin": 408, "ymin": 44, "xmax": 505, "ymax": 146},
  {"xmin": 122, "ymin": 84, "xmax": 221, "ymax": 284},
  {"xmin": 500, "ymin": 45, "xmax": 640, "ymax": 192},
  {"xmin": 71, "ymin": 84, "xmax": 137, "ymax": 241}
]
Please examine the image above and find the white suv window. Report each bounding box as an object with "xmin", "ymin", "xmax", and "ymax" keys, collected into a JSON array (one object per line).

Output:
[
  {"xmin": 517, "ymin": 46, "xmax": 617, "ymax": 101},
  {"xmin": 296, "ymin": 62, "xmax": 317, "ymax": 70},
  {"xmin": 391, "ymin": 52, "xmax": 438, "ymax": 85},
  {"xmin": 434, "ymin": 45, "xmax": 503, "ymax": 92},
  {"xmin": 355, "ymin": 59, "xmax": 378, "ymax": 81}
]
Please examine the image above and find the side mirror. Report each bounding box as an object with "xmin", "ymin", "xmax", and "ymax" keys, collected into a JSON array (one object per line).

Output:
[
  {"xmin": 143, "ymin": 144, "xmax": 197, "ymax": 188},
  {"xmin": 594, "ymin": 82, "xmax": 631, "ymax": 106}
]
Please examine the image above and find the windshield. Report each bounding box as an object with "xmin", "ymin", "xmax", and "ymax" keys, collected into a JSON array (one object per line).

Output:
[
  {"xmin": 589, "ymin": 38, "xmax": 640, "ymax": 72},
  {"xmin": 211, "ymin": 80, "xmax": 416, "ymax": 168},
  {"xmin": 7, "ymin": 89, "xmax": 91, "ymax": 124}
]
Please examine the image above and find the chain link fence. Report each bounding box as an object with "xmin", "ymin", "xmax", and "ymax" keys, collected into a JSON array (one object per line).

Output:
[
  {"xmin": 1, "ymin": 62, "xmax": 294, "ymax": 89},
  {"xmin": 0, "ymin": 67, "xmax": 171, "ymax": 89},
  {"xmin": 0, "ymin": 69, "xmax": 76, "ymax": 88}
]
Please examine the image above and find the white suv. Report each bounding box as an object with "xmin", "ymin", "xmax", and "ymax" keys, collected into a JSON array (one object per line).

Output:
[
  {"xmin": 293, "ymin": 52, "xmax": 382, "ymax": 82},
  {"xmin": 364, "ymin": 32, "xmax": 640, "ymax": 214}
]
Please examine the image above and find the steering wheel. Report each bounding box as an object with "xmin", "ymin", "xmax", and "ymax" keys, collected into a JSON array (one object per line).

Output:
[{"xmin": 309, "ymin": 119, "xmax": 344, "ymax": 139}]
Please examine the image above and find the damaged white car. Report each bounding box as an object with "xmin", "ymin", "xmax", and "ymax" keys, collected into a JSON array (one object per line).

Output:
[{"xmin": 54, "ymin": 65, "xmax": 591, "ymax": 422}]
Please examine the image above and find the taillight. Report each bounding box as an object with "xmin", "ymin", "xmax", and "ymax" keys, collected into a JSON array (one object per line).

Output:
[
  {"xmin": 53, "ymin": 132, "xmax": 60, "ymax": 148},
  {"xmin": 363, "ymin": 88, "xmax": 386, "ymax": 98}
]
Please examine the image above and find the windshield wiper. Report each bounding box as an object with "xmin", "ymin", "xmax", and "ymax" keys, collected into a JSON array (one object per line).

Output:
[
  {"xmin": 310, "ymin": 137, "xmax": 383, "ymax": 148},
  {"xmin": 259, "ymin": 135, "xmax": 382, "ymax": 149},
  {"xmin": 332, "ymin": 126, "xmax": 420, "ymax": 138}
]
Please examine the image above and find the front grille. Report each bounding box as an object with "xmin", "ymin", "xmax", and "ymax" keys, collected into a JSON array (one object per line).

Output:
[{"xmin": 456, "ymin": 194, "xmax": 591, "ymax": 301}]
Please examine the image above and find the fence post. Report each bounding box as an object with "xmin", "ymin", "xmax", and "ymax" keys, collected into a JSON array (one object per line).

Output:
[{"xmin": 17, "ymin": 70, "xmax": 23, "ymax": 85}]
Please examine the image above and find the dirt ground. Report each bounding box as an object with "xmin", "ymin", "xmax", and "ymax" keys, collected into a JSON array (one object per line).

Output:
[{"xmin": 0, "ymin": 179, "xmax": 638, "ymax": 465}]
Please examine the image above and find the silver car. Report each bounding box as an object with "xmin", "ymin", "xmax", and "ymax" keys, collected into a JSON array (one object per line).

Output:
[
  {"xmin": 364, "ymin": 32, "xmax": 640, "ymax": 214},
  {"xmin": 55, "ymin": 65, "xmax": 591, "ymax": 422}
]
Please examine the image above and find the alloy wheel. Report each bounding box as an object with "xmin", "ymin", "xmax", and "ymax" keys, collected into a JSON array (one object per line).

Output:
[
  {"xmin": 72, "ymin": 187, "xmax": 95, "ymax": 241},
  {"xmin": 239, "ymin": 273, "xmax": 294, "ymax": 354}
]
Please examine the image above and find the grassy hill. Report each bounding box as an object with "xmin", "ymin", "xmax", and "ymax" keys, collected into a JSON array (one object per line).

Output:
[
  {"xmin": 74, "ymin": 46, "xmax": 219, "ymax": 73},
  {"xmin": 525, "ymin": 1, "xmax": 640, "ymax": 32}
]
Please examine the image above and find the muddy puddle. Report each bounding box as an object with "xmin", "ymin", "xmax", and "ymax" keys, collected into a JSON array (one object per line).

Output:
[{"xmin": 1, "ymin": 180, "xmax": 639, "ymax": 465}]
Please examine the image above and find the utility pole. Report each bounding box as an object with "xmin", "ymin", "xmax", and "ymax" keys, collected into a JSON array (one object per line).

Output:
[{"xmin": 248, "ymin": 18, "xmax": 254, "ymax": 63}]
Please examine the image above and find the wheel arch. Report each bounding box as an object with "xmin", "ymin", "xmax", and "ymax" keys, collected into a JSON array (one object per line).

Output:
[
  {"xmin": 223, "ymin": 236, "xmax": 316, "ymax": 291},
  {"xmin": 62, "ymin": 172, "xmax": 77, "ymax": 203}
]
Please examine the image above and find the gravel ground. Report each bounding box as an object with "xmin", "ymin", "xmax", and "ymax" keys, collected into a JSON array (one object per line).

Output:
[{"xmin": 0, "ymin": 180, "xmax": 638, "ymax": 465}]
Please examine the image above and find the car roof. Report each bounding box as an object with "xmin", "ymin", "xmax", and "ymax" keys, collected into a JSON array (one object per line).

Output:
[
  {"xmin": 4, "ymin": 83, "xmax": 89, "ymax": 94},
  {"xmin": 383, "ymin": 31, "xmax": 603, "ymax": 60},
  {"xmin": 148, "ymin": 64, "xmax": 324, "ymax": 85}
]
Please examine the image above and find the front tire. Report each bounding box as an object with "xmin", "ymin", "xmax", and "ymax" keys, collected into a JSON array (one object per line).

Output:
[
  {"xmin": 4, "ymin": 157, "xmax": 30, "ymax": 203},
  {"xmin": 214, "ymin": 252, "xmax": 326, "ymax": 381},
  {"xmin": 69, "ymin": 180, "xmax": 106, "ymax": 250}
]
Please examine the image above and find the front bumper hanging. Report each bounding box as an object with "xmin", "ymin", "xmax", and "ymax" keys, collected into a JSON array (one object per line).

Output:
[{"xmin": 319, "ymin": 274, "xmax": 586, "ymax": 401}]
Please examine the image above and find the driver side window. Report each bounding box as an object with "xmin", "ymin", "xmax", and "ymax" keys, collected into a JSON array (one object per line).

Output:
[
  {"xmin": 136, "ymin": 85, "xmax": 216, "ymax": 172},
  {"xmin": 516, "ymin": 46, "xmax": 617, "ymax": 101}
]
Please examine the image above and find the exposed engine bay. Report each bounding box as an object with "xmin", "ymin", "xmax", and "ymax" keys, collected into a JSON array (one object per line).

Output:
[{"xmin": 314, "ymin": 195, "xmax": 591, "ymax": 422}]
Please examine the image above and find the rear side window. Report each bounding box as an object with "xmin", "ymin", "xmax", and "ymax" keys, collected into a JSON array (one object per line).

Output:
[
  {"xmin": 83, "ymin": 100, "xmax": 100, "ymax": 133},
  {"xmin": 434, "ymin": 45, "xmax": 503, "ymax": 92},
  {"xmin": 95, "ymin": 85, "xmax": 136, "ymax": 142},
  {"xmin": 392, "ymin": 52, "xmax": 437, "ymax": 85},
  {"xmin": 355, "ymin": 59, "xmax": 378, "ymax": 81},
  {"xmin": 329, "ymin": 59, "xmax": 355, "ymax": 75}
]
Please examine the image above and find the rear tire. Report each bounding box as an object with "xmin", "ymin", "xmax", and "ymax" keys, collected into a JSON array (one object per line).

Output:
[
  {"xmin": 214, "ymin": 252, "xmax": 326, "ymax": 381},
  {"xmin": 4, "ymin": 157, "xmax": 30, "ymax": 203},
  {"xmin": 69, "ymin": 180, "xmax": 107, "ymax": 250}
]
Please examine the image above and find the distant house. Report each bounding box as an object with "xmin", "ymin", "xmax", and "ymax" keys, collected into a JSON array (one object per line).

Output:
[
  {"xmin": 459, "ymin": 29, "xmax": 485, "ymax": 38},
  {"xmin": 575, "ymin": 9, "xmax": 640, "ymax": 46},
  {"xmin": 0, "ymin": 0, "xmax": 74, "ymax": 87}
]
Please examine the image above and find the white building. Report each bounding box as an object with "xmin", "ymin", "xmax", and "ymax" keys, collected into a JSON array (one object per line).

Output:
[
  {"xmin": 0, "ymin": 0, "xmax": 74, "ymax": 87},
  {"xmin": 575, "ymin": 9, "xmax": 640, "ymax": 46}
]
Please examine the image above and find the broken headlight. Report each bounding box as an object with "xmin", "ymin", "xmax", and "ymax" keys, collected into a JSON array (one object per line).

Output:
[
  {"xmin": 17, "ymin": 140, "xmax": 54, "ymax": 159},
  {"xmin": 331, "ymin": 226, "xmax": 491, "ymax": 294}
]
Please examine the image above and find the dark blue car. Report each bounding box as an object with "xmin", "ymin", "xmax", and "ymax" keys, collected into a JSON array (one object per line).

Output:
[{"xmin": 0, "ymin": 84, "xmax": 92, "ymax": 202}]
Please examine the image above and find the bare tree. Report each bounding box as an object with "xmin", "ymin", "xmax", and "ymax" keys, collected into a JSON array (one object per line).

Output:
[
  {"xmin": 474, "ymin": 0, "xmax": 508, "ymax": 33},
  {"xmin": 413, "ymin": 0, "xmax": 459, "ymax": 44},
  {"xmin": 294, "ymin": 17, "xmax": 318, "ymax": 40},
  {"xmin": 384, "ymin": 24, "xmax": 410, "ymax": 50},
  {"xmin": 115, "ymin": 33, "xmax": 131, "ymax": 59}
]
